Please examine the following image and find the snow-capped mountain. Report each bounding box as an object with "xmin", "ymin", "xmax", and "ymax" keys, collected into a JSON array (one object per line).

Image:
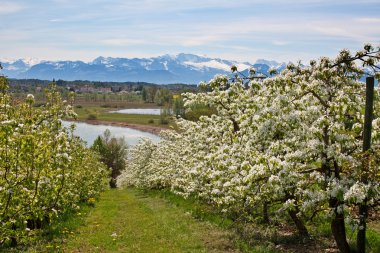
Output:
[{"xmin": 0, "ymin": 54, "xmax": 285, "ymax": 84}]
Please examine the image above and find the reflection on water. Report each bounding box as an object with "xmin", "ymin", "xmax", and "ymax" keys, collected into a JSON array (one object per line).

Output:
[
  {"xmin": 62, "ymin": 121, "xmax": 160, "ymax": 146},
  {"xmin": 111, "ymin": 108, "xmax": 161, "ymax": 115}
]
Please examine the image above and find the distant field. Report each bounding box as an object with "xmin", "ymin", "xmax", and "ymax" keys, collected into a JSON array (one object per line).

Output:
[
  {"xmin": 73, "ymin": 105, "xmax": 173, "ymax": 127},
  {"xmin": 73, "ymin": 101, "xmax": 160, "ymax": 108}
]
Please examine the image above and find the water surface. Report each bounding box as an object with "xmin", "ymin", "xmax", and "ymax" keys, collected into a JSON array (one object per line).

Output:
[
  {"xmin": 62, "ymin": 121, "xmax": 160, "ymax": 146},
  {"xmin": 111, "ymin": 108, "xmax": 161, "ymax": 115}
]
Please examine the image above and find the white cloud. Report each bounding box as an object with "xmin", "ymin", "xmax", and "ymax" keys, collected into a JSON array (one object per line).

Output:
[
  {"xmin": 0, "ymin": 2, "xmax": 24, "ymax": 14},
  {"xmin": 101, "ymin": 38, "xmax": 147, "ymax": 46},
  {"xmin": 176, "ymin": 15, "xmax": 379, "ymax": 44},
  {"xmin": 49, "ymin": 19, "xmax": 64, "ymax": 22},
  {"xmin": 175, "ymin": 35, "xmax": 222, "ymax": 47},
  {"xmin": 356, "ymin": 18, "xmax": 380, "ymax": 24},
  {"xmin": 272, "ymin": 40, "xmax": 291, "ymax": 46},
  {"xmin": 310, "ymin": 19, "xmax": 379, "ymax": 42},
  {"xmin": 1, "ymin": 0, "xmax": 379, "ymax": 63}
]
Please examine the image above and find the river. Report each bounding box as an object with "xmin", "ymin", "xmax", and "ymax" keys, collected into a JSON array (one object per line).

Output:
[
  {"xmin": 62, "ymin": 121, "xmax": 160, "ymax": 147},
  {"xmin": 110, "ymin": 108, "xmax": 161, "ymax": 115}
]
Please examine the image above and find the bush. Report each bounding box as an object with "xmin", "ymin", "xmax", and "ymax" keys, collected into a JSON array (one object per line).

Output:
[
  {"xmin": 91, "ymin": 130, "xmax": 128, "ymax": 188},
  {"xmin": 33, "ymin": 102, "xmax": 46, "ymax": 107},
  {"xmin": 160, "ymin": 118, "xmax": 169, "ymax": 124},
  {"xmin": 87, "ymin": 113, "xmax": 97, "ymax": 120},
  {"xmin": 160, "ymin": 107, "xmax": 171, "ymax": 125},
  {"xmin": 184, "ymin": 103, "xmax": 217, "ymax": 121}
]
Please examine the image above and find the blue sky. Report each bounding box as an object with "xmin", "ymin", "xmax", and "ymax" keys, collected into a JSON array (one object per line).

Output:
[{"xmin": 1, "ymin": 0, "xmax": 379, "ymax": 63}]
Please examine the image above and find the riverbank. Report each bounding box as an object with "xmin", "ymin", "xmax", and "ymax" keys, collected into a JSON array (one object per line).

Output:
[
  {"xmin": 72, "ymin": 105, "xmax": 174, "ymax": 134},
  {"xmin": 66, "ymin": 119, "xmax": 166, "ymax": 135}
]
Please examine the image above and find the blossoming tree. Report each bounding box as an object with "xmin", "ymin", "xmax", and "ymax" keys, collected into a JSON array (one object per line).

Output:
[
  {"xmin": 118, "ymin": 45, "xmax": 380, "ymax": 252},
  {"xmin": 0, "ymin": 77, "xmax": 108, "ymax": 246}
]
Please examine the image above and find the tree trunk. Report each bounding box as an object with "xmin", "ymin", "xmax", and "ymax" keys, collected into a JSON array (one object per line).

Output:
[
  {"xmin": 357, "ymin": 77, "xmax": 374, "ymax": 253},
  {"xmin": 288, "ymin": 210, "xmax": 309, "ymax": 237},
  {"xmin": 10, "ymin": 237, "xmax": 17, "ymax": 247},
  {"xmin": 263, "ymin": 202, "xmax": 269, "ymax": 223},
  {"xmin": 330, "ymin": 198, "xmax": 350, "ymax": 253},
  {"xmin": 109, "ymin": 177, "xmax": 117, "ymax": 188},
  {"xmin": 10, "ymin": 224, "xmax": 17, "ymax": 247},
  {"xmin": 357, "ymin": 203, "xmax": 368, "ymax": 253}
]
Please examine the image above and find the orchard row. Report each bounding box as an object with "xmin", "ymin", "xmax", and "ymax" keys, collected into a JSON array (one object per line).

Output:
[
  {"xmin": 118, "ymin": 45, "xmax": 380, "ymax": 252},
  {"xmin": 0, "ymin": 78, "xmax": 108, "ymax": 246}
]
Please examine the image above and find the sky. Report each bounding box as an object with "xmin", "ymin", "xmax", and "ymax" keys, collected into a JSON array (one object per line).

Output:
[{"xmin": 1, "ymin": 0, "xmax": 379, "ymax": 63}]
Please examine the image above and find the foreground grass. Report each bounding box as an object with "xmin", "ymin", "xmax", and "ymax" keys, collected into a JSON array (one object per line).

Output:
[
  {"xmin": 2, "ymin": 188, "xmax": 238, "ymax": 253},
  {"xmin": 3, "ymin": 188, "xmax": 378, "ymax": 252},
  {"xmin": 64, "ymin": 188, "xmax": 238, "ymax": 253},
  {"xmin": 141, "ymin": 189, "xmax": 277, "ymax": 253},
  {"xmin": 147, "ymin": 190, "xmax": 380, "ymax": 253},
  {"xmin": 0, "ymin": 205, "xmax": 93, "ymax": 253}
]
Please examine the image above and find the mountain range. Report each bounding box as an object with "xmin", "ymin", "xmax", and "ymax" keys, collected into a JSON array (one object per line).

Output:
[{"xmin": 0, "ymin": 54, "xmax": 286, "ymax": 84}]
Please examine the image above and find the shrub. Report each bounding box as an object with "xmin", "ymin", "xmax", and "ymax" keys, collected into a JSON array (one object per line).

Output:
[
  {"xmin": 91, "ymin": 130, "xmax": 128, "ymax": 188},
  {"xmin": 87, "ymin": 113, "xmax": 97, "ymax": 120},
  {"xmin": 160, "ymin": 118, "xmax": 169, "ymax": 124}
]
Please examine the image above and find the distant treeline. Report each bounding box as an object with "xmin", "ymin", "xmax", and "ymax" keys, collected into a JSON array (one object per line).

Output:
[{"xmin": 8, "ymin": 78, "xmax": 198, "ymax": 92}]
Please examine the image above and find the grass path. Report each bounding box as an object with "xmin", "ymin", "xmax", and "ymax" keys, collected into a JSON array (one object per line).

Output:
[{"xmin": 64, "ymin": 188, "xmax": 237, "ymax": 253}]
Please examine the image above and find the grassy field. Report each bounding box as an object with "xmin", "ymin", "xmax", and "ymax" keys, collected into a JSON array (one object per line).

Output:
[
  {"xmin": 73, "ymin": 105, "xmax": 173, "ymax": 127},
  {"xmin": 73, "ymin": 101, "xmax": 160, "ymax": 109}
]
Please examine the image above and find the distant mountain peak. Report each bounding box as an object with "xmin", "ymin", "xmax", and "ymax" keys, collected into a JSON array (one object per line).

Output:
[
  {"xmin": 1, "ymin": 57, "xmax": 42, "ymax": 66},
  {"xmin": 92, "ymin": 56, "xmax": 110, "ymax": 65},
  {"xmin": 254, "ymin": 59, "xmax": 283, "ymax": 68},
  {"xmin": 1, "ymin": 54, "xmax": 286, "ymax": 84}
]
